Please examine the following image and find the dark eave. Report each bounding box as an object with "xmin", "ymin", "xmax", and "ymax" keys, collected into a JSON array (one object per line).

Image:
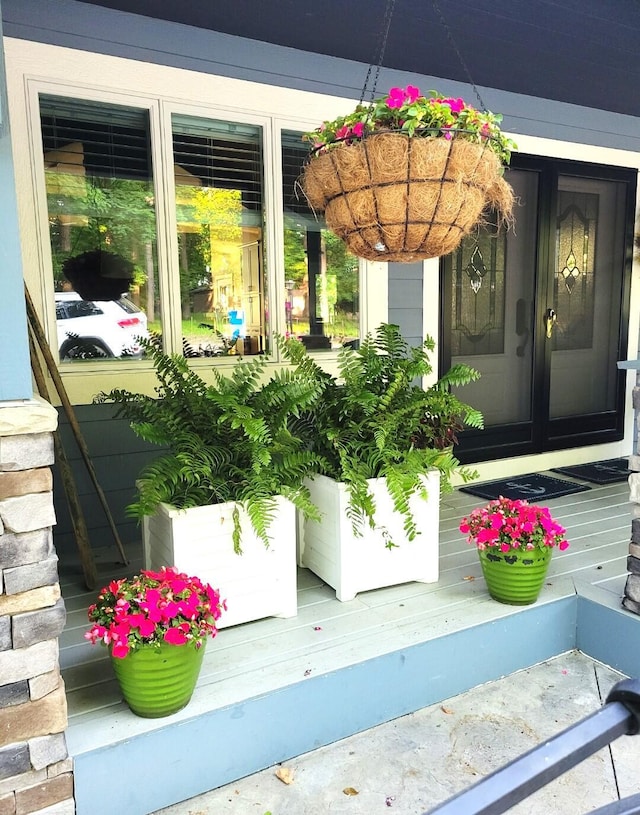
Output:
[{"xmin": 75, "ymin": 0, "xmax": 640, "ymax": 118}]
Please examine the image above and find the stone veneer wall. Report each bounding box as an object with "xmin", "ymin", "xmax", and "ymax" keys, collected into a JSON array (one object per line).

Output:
[
  {"xmin": 624, "ymin": 384, "xmax": 640, "ymax": 614},
  {"xmin": 0, "ymin": 399, "xmax": 74, "ymax": 815}
]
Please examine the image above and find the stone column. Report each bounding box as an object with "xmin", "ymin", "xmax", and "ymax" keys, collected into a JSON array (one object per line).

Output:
[{"xmin": 0, "ymin": 398, "xmax": 74, "ymax": 815}]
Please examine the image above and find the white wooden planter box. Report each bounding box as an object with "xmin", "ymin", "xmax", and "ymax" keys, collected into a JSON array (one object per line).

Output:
[
  {"xmin": 142, "ymin": 496, "xmax": 297, "ymax": 628},
  {"xmin": 300, "ymin": 472, "xmax": 440, "ymax": 601}
]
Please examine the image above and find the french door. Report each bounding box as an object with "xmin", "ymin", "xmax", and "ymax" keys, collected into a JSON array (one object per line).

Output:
[{"xmin": 440, "ymin": 155, "xmax": 636, "ymax": 463}]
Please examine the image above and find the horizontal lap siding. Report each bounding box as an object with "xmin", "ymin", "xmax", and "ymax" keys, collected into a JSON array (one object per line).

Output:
[
  {"xmin": 388, "ymin": 261, "xmax": 424, "ymax": 346},
  {"xmin": 52, "ymin": 404, "xmax": 163, "ymax": 558}
]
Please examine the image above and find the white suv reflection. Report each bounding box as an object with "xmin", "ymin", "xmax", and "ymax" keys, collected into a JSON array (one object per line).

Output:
[{"xmin": 55, "ymin": 292, "xmax": 149, "ymax": 360}]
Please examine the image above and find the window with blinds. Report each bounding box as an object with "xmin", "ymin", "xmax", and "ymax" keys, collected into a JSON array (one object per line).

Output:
[
  {"xmin": 172, "ymin": 114, "xmax": 265, "ymax": 357},
  {"xmin": 281, "ymin": 130, "xmax": 359, "ymax": 351},
  {"xmin": 38, "ymin": 98, "xmax": 360, "ymax": 365},
  {"xmin": 40, "ymin": 95, "xmax": 159, "ymax": 362}
]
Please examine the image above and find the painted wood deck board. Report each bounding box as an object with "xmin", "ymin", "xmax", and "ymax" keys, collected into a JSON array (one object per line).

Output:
[{"xmin": 58, "ymin": 475, "xmax": 632, "ymax": 758}]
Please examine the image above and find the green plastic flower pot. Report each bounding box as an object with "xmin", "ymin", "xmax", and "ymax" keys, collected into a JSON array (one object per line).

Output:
[
  {"xmin": 477, "ymin": 546, "xmax": 553, "ymax": 605},
  {"xmin": 110, "ymin": 640, "xmax": 206, "ymax": 718}
]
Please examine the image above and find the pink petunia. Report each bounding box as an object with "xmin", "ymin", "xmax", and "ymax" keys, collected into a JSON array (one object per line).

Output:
[
  {"xmin": 164, "ymin": 626, "xmax": 189, "ymax": 645},
  {"xmin": 84, "ymin": 624, "xmax": 108, "ymax": 645},
  {"xmin": 111, "ymin": 640, "xmax": 130, "ymax": 659},
  {"xmin": 179, "ymin": 593, "xmax": 201, "ymax": 619},
  {"xmin": 405, "ymin": 85, "xmax": 421, "ymax": 103},
  {"xmin": 489, "ymin": 512, "xmax": 504, "ymax": 530},
  {"xmin": 138, "ymin": 589, "xmax": 163, "ymax": 622},
  {"xmin": 168, "ymin": 576, "xmax": 189, "ymax": 595},
  {"xmin": 477, "ymin": 527, "xmax": 497, "ymax": 544},
  {"xmin": 161, "ymin": 601, "xmax": 181, "ymax": 622},
  {"xmin": 386, "ymin": 87, "xmax": 406, "ymax": 109},
  {"xmin": 442, "ymin": 97, "xmax": 465, "ymax": 114},
  {"xmin": 128, "ymin": 613, "xmax": 156, "ymax": 638},
  {"xmin": 114, "ymin": 598, "xmax": 130, "ymax": 620}
]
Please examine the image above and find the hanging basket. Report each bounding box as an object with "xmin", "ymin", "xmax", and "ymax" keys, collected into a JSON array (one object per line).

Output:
[{"xmin": 301, "ymin": 131, "xmax": 513, "ymax": 263}]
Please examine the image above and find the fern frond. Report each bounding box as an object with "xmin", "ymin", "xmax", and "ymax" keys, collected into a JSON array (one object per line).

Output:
[
  {"xmin": 435, "ymin": 363, "xmax": 481, "ymax": 389},
  {"xmin": 282, "ymin": 322, "xmax": 484, "ymax": 543}
]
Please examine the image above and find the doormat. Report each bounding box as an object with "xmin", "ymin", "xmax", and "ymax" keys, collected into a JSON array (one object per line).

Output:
[
  {"xmin": 459, "ymin": 473, "xmax": 591, "ymax": 502},
  {"xmin": 552, "ymin": 458, "xmax": 630, "ymax": 485}
]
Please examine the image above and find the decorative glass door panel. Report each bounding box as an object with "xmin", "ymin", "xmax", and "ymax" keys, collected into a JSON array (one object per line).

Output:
[
  {"xmin": 548, "ymin": 176, "xmax": 627, "ymax": 419},
  {"xmin": 448, "ymin": 169, "xmax": 538, "ymax": 428}
]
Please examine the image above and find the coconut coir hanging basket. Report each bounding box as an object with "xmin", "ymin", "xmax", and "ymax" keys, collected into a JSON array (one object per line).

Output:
[{"xmin": 302, "ymin": 129, "xmax": 513, "ymax": 263}]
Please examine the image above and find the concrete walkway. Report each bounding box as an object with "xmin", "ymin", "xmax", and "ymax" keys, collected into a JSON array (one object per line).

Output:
[{"xmin": 153, "ymin": 650, "xmax": 640, "ymax": 815}]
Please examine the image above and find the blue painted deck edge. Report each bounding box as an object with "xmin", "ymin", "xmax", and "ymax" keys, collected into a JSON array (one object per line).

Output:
[
  {"xmin": 577, "ymin": 595, "xmax": 640, "ymax": 678},
  {"xmin": 73, "ymin": 596, "xmax": 577, "ymax": 815}
]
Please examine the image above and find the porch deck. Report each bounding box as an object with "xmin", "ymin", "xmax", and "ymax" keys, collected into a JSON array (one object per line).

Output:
[{"xmin": 58, "ymin": 475, "xmax": 639, "ymax": 815}]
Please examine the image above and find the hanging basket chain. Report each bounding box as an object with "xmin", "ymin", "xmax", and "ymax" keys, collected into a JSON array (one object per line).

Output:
[
  {"xmin": 431, "ymin": 0, "xmax": 487, "ymax": 112},
  {"xmin": 302, "ymin": 2, "xmax": 516, "ymax": 263},
  {"xmin": 360, "ymin": 0, "xmax": 487, "ymax": 113},
  {"xmin": 359, "ymin": 0, "xmax": 398, "ymax": 106}
]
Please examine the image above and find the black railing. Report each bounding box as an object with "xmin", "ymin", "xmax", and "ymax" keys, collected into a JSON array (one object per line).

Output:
[{"xmin": 423, "ymin": 678, "xmax": 640, "ymax": 815}]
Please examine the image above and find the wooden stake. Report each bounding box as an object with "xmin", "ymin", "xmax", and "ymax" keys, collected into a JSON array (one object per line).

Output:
[
  {"xmin": 25, "ymin": 285, "xmax": 129, "ymax": 565},
  {"xmin": 28, "ymin": 329, "xmax": 98, "ymax": 590}
]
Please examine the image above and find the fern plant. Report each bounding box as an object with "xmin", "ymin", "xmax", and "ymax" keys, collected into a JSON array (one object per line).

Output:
[
  {"xmin": 95, "ymin": 338, "xmax": 326, "ymax": 552},
  {"xmin": 280, "ymin": 323, "xmax": 483, "ymax": 546}
]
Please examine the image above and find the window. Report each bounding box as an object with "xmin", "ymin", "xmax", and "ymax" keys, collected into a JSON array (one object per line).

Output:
[
  {"xmin": 36, "ymin": 91, "xmax": 366, "ymax": 374},
  {"xmin": 172, "ymin": 115, "xmax": 266, "ymax": 357},
  {"xmin": 282, "ymin": 130, "xmax": 360, "ymax": 351},
  {"xmin": 40, "ymin": 95, "xmax": 159, "ymax": 362}
]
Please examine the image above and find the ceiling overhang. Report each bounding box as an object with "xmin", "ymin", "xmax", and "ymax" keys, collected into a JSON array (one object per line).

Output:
[{"xmin": 76, "ymin": 0, "xmax": 640, "ymax": 118}]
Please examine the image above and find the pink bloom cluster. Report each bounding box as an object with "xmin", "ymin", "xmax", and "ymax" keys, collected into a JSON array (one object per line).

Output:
[
  {"xmin": 386, "ymin": 84, "xmax": 421, "ymax": 108},
  {"xmin": 85, "ymin": 567, "xmax": 226, "ymax": 659},
  {"xmin": 331, "ymin": 120, "xmax": 364, "ymax": 146},
  {"xmin": 459, "ymin": 496, "xmax": 569, "ymax": 553},
  {"xmin": 303, "ymin": 85, "xmax": 516, "ymax": 165}
]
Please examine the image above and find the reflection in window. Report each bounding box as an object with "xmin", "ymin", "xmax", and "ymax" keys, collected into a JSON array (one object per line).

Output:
[
  {"xmin": 40, "ymin": 96, "xmax": 158, "ymax": 361},
  {"xmin": 172, "ymin": 115, "xmax": 265, "ymax": 357},
  {"xmin": 282, "ymin": 131, "xmax": 359, "ymax": 351}
]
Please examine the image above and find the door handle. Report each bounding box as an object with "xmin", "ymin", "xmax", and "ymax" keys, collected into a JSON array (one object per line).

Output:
[{"xmin": 544, "ymin": 308, "xmax": 557, "ymax": 339}]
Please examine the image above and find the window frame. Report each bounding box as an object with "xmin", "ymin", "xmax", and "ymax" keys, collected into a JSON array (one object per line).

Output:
[
  {"xmin": 18, "ymin": 78, "xmax": 380, "ymax": 403},
  {"xmin": 158, "ymin": 99, "xmax": 274, "ymax": 361},
  {"xmin": 11, "ymin": 51, "xmax": 389, "ymax": 403}
]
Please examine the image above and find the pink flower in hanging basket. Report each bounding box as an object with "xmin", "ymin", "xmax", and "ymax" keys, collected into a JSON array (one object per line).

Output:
[
  {"xmin": 303, "ymin": 85, "xmax": 516, "ymax": 165},
  {"xmin": 439, "ymin": 97, "xmax": 465, "ymax": 114}
]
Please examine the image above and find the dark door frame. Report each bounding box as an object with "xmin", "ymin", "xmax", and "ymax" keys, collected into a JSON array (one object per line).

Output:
[{"xmin": 440, "ymin": 153, "xmax": 637, "ymax": 465}]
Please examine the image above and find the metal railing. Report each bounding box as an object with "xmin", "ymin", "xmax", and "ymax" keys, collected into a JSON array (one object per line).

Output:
[{"xmin": 423, "ymin": 678, "xmax": 640, "ymax": 815}]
